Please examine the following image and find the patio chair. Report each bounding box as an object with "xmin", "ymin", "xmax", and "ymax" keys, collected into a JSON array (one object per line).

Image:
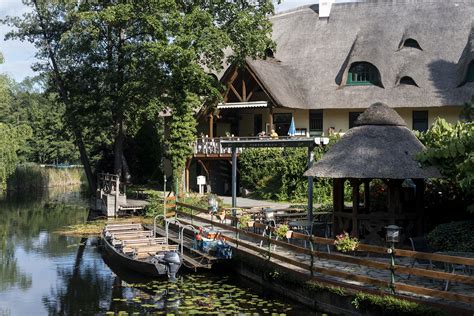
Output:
[{"xmin": 408, "ymin": 237, "xmax": 434, "ymax": 279}]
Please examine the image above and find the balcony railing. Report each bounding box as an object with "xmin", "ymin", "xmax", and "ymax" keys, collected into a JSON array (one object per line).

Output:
[
  {"xmin": 193, "ymin": 136, "xmax": 330, "ymax": 156},
  {"xmin": 193, "ymin": 137, "xmax": 246, "ymax": 156}
]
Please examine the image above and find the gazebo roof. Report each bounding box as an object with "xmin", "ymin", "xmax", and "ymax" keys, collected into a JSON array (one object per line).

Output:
[{"xmin": 304, "ymin": 103, "xmax": 441, "ymax": 179}]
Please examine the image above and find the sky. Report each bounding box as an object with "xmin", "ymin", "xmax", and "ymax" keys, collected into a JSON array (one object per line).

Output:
[{"xmin": 0, "ymin": 0, "xmax": 326, "ymax": 82}]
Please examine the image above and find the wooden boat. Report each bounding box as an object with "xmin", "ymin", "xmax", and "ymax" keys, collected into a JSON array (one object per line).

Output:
[{"xmin": 102, "ymin": 223, "xmax": 182, "ymax": 280}]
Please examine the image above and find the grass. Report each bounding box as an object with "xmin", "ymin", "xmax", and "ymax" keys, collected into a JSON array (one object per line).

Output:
[{"xmin": 55, "ymin": 217, "xmax": 153, "ymax": 236}]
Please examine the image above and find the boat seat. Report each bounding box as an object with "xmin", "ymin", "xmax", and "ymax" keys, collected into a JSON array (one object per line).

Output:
[
  {"xmin": 105, "ymin": 224, "xmax": 142, "ymax": 231},
  {"xmin": 122, "ymin": 244, "xmax": 179, "ymax": 259},
  {"xmin": 112, "ymin": 231, "xmax": 152, "ymax": 239},
  {"xmin": 112, "ymin": 237, "xmax": 164, "ymax": 247},
  {"xmin": 120, "ymin": 238, "xmax": 167, "ymax": 246},
  {"xmin": 106, "ymin": 223, "xmax": 141, "ymax": 228},
  {"xmin": 131, "ymin": 244, "xmax": 179, "ymax": 252}
]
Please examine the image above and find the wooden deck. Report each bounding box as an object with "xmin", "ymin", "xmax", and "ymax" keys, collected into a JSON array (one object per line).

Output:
[
  {"xmin": 93, "ymin": 173, "xmax": 148, "ymax": 217},
  {"xmin": 160, "ymin": 201, "xmax": 474, "ymax": 314}
]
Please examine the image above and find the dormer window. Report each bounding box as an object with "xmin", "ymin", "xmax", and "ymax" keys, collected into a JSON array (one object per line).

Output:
[
  {"xmin": 399, "ymin": 76, "xmax": 419, "ymax": 87},
  {"xmin": 402, "ymin": 38, "xmax": 422, "ymax": 50},
  {"xmin": 347, "ymin": 62, "xmax": 382, "ymax": 87},
  {"xmin": 466, "ymin": 61, "xmax": 474, "ymax": 82}
]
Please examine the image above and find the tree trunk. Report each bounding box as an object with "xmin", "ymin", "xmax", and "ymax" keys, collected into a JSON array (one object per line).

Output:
[
  {"xmin": 32, "ymin": 0, "xmax": 96, "ymax": 193},
  {"xmin": 113, "ymin": 121, "xmax": 124, "ymax": 178},
  {"xmin": 121, "ymin": 152, "xmax": 131, "ymax": 183}
]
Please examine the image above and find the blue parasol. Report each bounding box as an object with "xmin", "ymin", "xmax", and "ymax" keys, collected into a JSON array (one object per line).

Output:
[{"xmin": 288, "ymin": 116, "xmax": 296, "ymax": 136}]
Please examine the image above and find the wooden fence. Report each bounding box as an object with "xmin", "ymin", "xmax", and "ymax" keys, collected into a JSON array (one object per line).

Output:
[{"xmin": 164, "ymin": 201, "xmax": 474, "ymax": 305}]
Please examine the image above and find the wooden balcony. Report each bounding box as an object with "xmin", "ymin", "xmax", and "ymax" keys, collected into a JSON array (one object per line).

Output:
[
  {"xmin": 193, "ymin": 136, "xmax": 330, "ymax": 158},
  {"xmin": 193, "ymin": 137, "xmax": 245, "ymax": 158}
]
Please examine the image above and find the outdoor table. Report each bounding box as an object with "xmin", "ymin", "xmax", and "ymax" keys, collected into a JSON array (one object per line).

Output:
[
  {"xmin": 313, "ymin": 212, "xmax": 333, "ymax": 238},
  {"xmin": 274, "ymin": 212, "xmax": 307, "ymax": 223},
  {"xmin": 288, "ymin": 220, "xmax": 312, "ymax": 231},
  {"xmin": 274, "ymin": 207, "xmax": 305, "ymax": 214}
]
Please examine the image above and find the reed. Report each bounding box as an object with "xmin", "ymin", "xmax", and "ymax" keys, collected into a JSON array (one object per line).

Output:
[{"xmin": 7, "ymin": 163, "xmax": 85, "ymax": 191}]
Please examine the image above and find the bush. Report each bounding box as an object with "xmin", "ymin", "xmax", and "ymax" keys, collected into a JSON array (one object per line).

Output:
[
  {"xmin": 352, "ymin": 293, "xmax": 445, "ymax": 316},
  {"xmin": 416, "ymin": 118, "xmax": 474, "ymax": 212},
  {"xmin": 426, "ymin": 220, "xmax": 474, "ymax": 252},
  {"xmin": 239, "ymin": 146, "xmax": 334, "ymax": 203}
]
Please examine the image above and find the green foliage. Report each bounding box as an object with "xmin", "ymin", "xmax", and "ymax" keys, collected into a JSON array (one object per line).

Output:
[
  {"xmin": 165, "ymin": 93, "xmax": 198, "ymax": 191},
  {"xmin": 416, "ymin": 118, "xmax": 474, "ymax": 212},
  {"xmin": 238, "ymin": 214, "xmax": 252, "ymax": 228},
  {"xmin": 144, "ymin": 191, "xmax": 165, "ymax": 218},
  {"xmin": 239, "ymin": 140, "xmax": 337, "ymax": 202},
  {"xmin": 3, "ymin": 0, "xmax": 277, "ymax": 185},
  {"xmin": 426, "ymin": 221, "xmax": 474, "ymax": 252},
  {"xmin": 0, "ymin": 123, "xmax": 32, "ymax": 190},
  {"xmin": 351, "ymin": 293, "xmax": 445, "ymax": 316}
]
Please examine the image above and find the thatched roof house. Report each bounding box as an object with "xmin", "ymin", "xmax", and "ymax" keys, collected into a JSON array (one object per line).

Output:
[
  {"xmin": 234, "ymin": 0, "xmax": 474, "ymax": 110},
  {"xmin": 303, "ymin": 103, "xmax": 441, "ymax": 179}
]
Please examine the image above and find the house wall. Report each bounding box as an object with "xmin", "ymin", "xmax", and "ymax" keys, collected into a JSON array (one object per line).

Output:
[
  {"xmin": 323, "ymin": 106, "xmax": 462, "ymax": 135},
  {"xmin": 212, "ymin": 106, "xmax": 461, "ymax": 138}
]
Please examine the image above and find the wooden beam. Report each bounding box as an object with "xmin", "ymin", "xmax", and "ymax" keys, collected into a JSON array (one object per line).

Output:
[
  {"xmin": 229, "ymin": 83, "xmax": 243, "ymax": 102},
  {"xmin": 246, "ymin": 90, "xmax": 254, "ymax": 102},
  {"xmin": 185, "ymin": 158, "xmax": 192, "ymax": 193},
  {"xmin": 209, "ymin": 113, "xmax": 214, "ymax": 138},
  {"xmin": 242, "ymin": 79, "xmax": 247, "ymax": 101},
  {"xmin": 351, "ymin": 179, "xmax": 360, "ymax": 237},
  {"xmin": 268, "ymin": 106, "xmax": 273, "ymax": 132},
  {"xmin": 363, "ymin": 180, "xmax": 370, "ymax": 209},
  {"xmin": 224, "ymin": 86, "xmax": 231, "ymax": 102}
]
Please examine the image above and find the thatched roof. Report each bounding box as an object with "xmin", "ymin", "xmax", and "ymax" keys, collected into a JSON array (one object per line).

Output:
[
  {"xmin": 222, "ymin": 0, "xmax": 474, "ymax": 109},
  {"xmin": 303, "ymin": 103, "xmax": 441, "ymax": 179}
]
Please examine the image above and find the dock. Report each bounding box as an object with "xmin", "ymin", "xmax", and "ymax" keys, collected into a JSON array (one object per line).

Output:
[
  {"xmin": 92, "ymin": 173, "xmax": 148, "ymax": 217},
  {"xmin": 159, "ymin": 200, "xmax": 474, "ymax": 314}
]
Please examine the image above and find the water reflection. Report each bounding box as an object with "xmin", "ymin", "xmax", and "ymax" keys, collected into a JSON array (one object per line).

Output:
[{"xmin": 0, "ymin": 188, "xmax": 314, "ymax": 315}]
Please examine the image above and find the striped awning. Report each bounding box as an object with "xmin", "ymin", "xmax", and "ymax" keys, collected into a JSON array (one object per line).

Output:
[{"xmin": 217, "ymin": 101, "xmax": 268, "ymax": 109}]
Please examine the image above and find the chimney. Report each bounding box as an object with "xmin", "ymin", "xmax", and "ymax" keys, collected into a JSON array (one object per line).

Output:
[{"xmin": 319, "ymin": 0, "xmax": 336, "ymax": 19}]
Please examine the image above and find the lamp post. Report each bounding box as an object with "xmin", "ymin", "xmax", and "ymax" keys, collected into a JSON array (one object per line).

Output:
[{"xmin": 385, "ymin": 225, "xmax": 401, "ymax": 294}]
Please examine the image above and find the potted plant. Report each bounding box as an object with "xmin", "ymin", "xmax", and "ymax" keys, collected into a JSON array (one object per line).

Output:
[
  {"xmin": 334, "ymin": 231, "xmax": 359, "ymax": 253},
  {"xmin": 238, "ymin": 214, "xmax": 253, "ymax": 228},
  {"xmin": 275, "ymin": 224, "xmax": 289, "ymax": 240}
]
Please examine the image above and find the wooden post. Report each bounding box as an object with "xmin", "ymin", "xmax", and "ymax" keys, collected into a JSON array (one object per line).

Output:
[
  {"xmin": 268, "ymin": 106, "xmax": 273, "ymax": 132},
  {"xmin": 351, "ymin": 179, "xmax": 360, "ymax": 237},
  {"xmin": 332, "ymin": 178, "xmax": 344, "ymax": 237},
  {"xmin": 115, "ymin": 175, "xmax": 120, "ymax": 217},
  {"xmin": 307, "ymin": 146, "xmax": 315, "ymax": 226},
  {"xmin": 185, "ymin": 159, "xmax": 192, "ymax": 193},
  {"xmin": 231, "ymin": 146, "xmax": 237, "ymax": 209},
  {"xmin": 364, "ymin": 180, "xmax": 370, "ymax": 210},
  {"xmin": 387, "ymin": 180, "xmax": 403, "ymax": 219},
  {"xmin": 209, "ymin": 112, "xmax": 214, "ymax": 138},
  {"xmin": 414, "ymin": 179, "xmax": 425, "ymax": 235}
]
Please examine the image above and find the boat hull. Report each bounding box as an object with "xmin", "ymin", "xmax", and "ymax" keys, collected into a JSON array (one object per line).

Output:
[{"xmin": 102, "ymin": 235, "xmax": 168, "ymax": 278}]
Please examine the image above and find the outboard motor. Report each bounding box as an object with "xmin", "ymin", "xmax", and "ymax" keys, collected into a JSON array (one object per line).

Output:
[{"xmin": 162, "ymin": 251, "xmax": 181, "ymax": 281}]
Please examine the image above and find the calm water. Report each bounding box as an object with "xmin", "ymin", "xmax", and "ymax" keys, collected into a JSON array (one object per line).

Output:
[{"xmin": 0, "ymin": 188, "xmax": 316, "ymax": 315}]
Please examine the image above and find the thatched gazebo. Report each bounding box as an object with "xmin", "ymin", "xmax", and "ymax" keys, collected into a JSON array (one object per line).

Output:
[{"xmin": 304, "ymin": 103, "xmax": 440, "ymax": 244}]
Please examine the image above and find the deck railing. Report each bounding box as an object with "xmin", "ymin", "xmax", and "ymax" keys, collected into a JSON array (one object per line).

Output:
[
  {"xmin": 166, "ymin": 202, "xmax": 474, "ymax": 308},
  {"xmin": 193, "ymin": 136, "xmax": 327, "ymax": 156}
]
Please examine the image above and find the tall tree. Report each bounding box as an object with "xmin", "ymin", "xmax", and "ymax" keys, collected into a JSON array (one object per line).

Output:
[{"xmin": 3, "ymin": 0, "xmax": 276, "ymax": 192}]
